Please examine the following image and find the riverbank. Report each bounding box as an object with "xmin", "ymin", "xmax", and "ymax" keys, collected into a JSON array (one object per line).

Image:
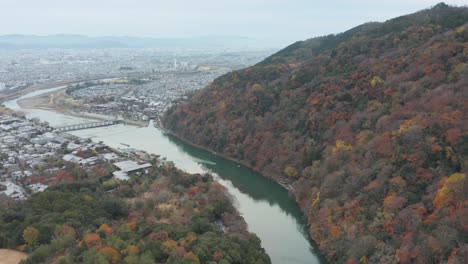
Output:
[
  {"xmin": 0, "ymin": 77, "xmax": 120, "ymax": 104},
  {"xmin": 17, "ymin": 88, "xmax": 64, "ymax": 110},
  {"xmin": 160, "ymin": 125, "xmax": 327, "ymax": 263},
  {"xmin": 16, "ymin": 88, "xmax": 149, "ymax": 127},
  {"xmin": 3, "ymin": 85, "xmax": 324, "ymax": 263},
  {"xmin": 0, "ymin": 249, "xmax": 28, "ymax": 264},
  {"xmin": 0, "ymin": 80, "xmax": 78, "ymax": 103},
  {"xmin": 161, "ymin": 127, "xmax": 294, "ymax": 191}
]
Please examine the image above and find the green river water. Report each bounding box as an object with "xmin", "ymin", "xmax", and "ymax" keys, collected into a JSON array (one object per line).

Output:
[
  {"xmin": 71, "ymin": 124, "xmax": 323, "ymax": 264},
  {"xmin": 5, "ymin": 88, "xmax": 324, "ymax": 264}
]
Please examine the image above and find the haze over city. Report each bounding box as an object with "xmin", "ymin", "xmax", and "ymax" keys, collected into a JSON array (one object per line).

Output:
[{"xmin": 1, "ymin": 0, "xmax": 466, "ymax": 46}]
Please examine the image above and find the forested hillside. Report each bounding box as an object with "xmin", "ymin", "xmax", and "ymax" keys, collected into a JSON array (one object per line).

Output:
[
  {"xmin": 163, "ymin": 3, "xmax": 468, "ymax": 263},
  {"xmin": 0, "ymin": 162, "xmax": 270, "ymax": 264}
]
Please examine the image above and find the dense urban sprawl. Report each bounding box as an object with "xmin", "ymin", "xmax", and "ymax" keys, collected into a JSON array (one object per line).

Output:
[{"xmin": 0, "ymin": 111, "xmax": 158, "ymax": 202}]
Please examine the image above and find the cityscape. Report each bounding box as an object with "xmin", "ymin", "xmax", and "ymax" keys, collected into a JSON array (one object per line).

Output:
[
  {"xmin": 0, "ymin": 47, "xmax": 273, "ymax": 201},
  {"xmin": 0, "ymin": 111, "xmax": 155, "ymax": 202}
]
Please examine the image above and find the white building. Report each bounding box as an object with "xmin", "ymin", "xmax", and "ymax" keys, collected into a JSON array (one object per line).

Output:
[
  {"xmin": 0, "ymin": 181, "xmax": 26, "ymax": 200},
  {"xmin": 113, "ymin": 171, "xmax": 130, "ymax": 181},
  {"xmin": 113, "ymin": 160, "xmax": 151, "ymax": 173},
  {"xmin": 29, "ymin": 183, "xmax": 48, "ymax": 193}
]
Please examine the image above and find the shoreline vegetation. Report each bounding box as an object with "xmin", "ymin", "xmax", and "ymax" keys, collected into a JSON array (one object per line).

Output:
[
  {"xmin": 159, "ymin": 126, "xmax": 294, "ymax": 192},
  {"xmin": 158, "ymin": 126, "xmax": 326, "ymax": 259}
]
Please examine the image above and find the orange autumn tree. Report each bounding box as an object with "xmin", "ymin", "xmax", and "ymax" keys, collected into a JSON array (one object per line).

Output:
[
  {"xmin": 97, "ymin": 223, "xmax": 113, "ymax": 235},
  {"xmin": 330, "ymin": 225, "xmax": 341, "ymax": 238},
  {"xmin": 184, "ymin": 232, "xmax": 198, "ymax": 246},
  {"xmin": 100, "ymin": 246, "xmax": 120, "ymax": 264},
  {"xmin": 55, "ymin": 224, "xmax": 76, "ymax": 238},
  {"xmin": 83, "ymin": 233, "xmax": 102, "ymax": 249},
  {"xmin": 123, "ymin": 245, "xmax": 139, "ymax": 255},
  {"xmin": 126, "ymin": 221, "xmax": 137, "ymax": 231}
]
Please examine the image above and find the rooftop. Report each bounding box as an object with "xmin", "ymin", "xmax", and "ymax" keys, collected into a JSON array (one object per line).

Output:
[{"xmin": 114, "ymin": 160, "xmax": 151, "ymax": 173}]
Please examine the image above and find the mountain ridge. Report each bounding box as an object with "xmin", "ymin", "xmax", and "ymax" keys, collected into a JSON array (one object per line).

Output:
[
  {"xmin": 0, "ymin": 34, "xmax": 268, "ymax": 49},
  {"xmin": 258, "ymin": 2, "xmax": 467, "ymax": 67}
]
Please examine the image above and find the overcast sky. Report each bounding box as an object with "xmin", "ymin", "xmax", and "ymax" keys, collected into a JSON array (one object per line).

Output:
[{"xmin": 1, "ymin": 0, "xmax": 466, "ymax": 45}]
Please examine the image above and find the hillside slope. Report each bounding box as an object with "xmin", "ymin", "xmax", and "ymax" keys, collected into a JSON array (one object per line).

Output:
[{"xmin": 163, "ymin": 3, "xmax": 468, "ymax": 263}]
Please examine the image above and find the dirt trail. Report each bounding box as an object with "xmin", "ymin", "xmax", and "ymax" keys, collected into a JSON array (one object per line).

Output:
[{"xmin": 0, "ymin": 249, "xmax": 28, "ymax": 264}]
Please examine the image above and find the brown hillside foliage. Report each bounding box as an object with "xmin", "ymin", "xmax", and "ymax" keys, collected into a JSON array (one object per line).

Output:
[{"xmin": 164, "ymin": 4, "xmax": 468, "ymax": 263}]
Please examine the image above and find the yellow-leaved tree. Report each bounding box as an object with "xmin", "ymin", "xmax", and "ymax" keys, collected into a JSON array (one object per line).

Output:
[
  {"xmin": 23, "ymin": 226, "xmax": 39, "ymax": 245},
  {"xmin": 284, "ymin": 166, "xmax": 298, "ymax": 178},
  {"xmin": 434, "ymin": 173, "xmax": 466, "ymax": 208}
]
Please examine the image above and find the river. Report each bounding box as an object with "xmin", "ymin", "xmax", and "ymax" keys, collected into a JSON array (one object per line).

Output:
[{"xmin": 3, "ymin": 87, "xmax": 323, "ymax": 264}]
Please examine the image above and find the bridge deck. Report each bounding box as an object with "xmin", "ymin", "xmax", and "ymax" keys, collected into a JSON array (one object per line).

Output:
[{"xmin": 56, "ymin": 120, "xmax": 121, "ymax": 132}]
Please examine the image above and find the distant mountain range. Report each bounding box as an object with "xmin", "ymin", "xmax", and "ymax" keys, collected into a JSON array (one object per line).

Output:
[{"xmin": 0, "ymin": 34, "xmax": 270, "ymax": 49}]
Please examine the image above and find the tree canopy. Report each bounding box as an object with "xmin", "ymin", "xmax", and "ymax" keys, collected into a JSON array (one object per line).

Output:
[{"xmin": 163, "ymin": 4, "xmax": 468, "ymax": 263}]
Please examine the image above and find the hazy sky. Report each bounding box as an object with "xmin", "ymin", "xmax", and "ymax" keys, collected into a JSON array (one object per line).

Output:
[{"xmin": 1, "ymin": 0, "xmax": 466, "ymax": 45}]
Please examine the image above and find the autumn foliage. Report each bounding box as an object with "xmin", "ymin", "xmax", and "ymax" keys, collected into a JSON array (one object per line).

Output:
[
  {"xmin": 0, "ymin": 160, "xmax": 270, "ymax": 263},
  {"xmin": 83, "ymin": 233, "xmax": 102, "ymax": 249},
  {"xmin": 97, "ymin": 223, "xmax": 113, "ymax": 235},
  {"xmin": 163, "ymin": 4, "xmax": 468, "ymax": 263},
  {"xmin": 100, "ymin": 246, "xmax": 120, "ymax": 264},
  {"xmin": 23, "ymin": 227, "xmax": 39, "ymax": 245}
]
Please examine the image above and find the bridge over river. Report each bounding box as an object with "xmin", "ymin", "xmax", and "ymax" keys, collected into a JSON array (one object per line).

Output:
[{"xmin": 55, "ymin": 120, "xmax": 121, "ymax": 132}]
